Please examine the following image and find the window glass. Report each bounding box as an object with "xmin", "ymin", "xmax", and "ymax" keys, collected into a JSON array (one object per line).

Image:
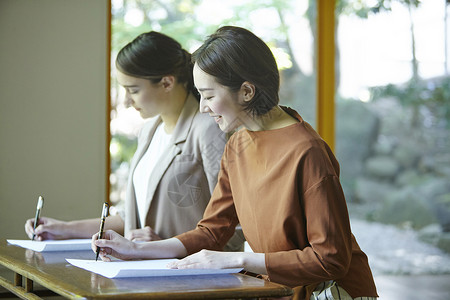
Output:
[
  {"xmin": 110, "ymin": 0, "xmax": 450, "ymax": 281},
  {"xmin": 336, "ymin": 0, "xmax": 450, "ymax": 275}
]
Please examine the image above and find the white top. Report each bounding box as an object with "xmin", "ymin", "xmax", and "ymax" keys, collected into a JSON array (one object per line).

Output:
[{"xmin": 133, "ymin": 122, "xmax": 172, "ymax": 227}]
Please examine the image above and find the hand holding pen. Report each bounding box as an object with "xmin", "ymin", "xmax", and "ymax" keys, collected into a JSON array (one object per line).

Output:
[
  {"xmin": 95, "ymin": 202, "xmax": 109, "ymax": 261},
  {"xmin": 32, "ymin": 196, "xmax": 44, "ymax": 241}
]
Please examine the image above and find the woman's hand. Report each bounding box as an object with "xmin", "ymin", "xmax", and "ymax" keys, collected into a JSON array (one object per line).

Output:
[
  {"xmin": 167, "ymin": 250, "xmax": 242, "ymax": 269},
  {"xmin": 92, "ymin": 230, "xmax": 139, "ymax": 261},
  {"xmin": 126, "ymin": 226, "xmax": 161, "ymax": 242},
  {"xmin": 24, "ymin": 217, "xmax": 69, "ymax": 240},
  {"xmin": 167, "ymin": 250, "xmax": 267, "ymax": 275}
]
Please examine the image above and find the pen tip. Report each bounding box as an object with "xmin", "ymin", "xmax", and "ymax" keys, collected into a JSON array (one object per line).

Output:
[{"xmin": 37, "ymin": 196, "xmax": 44, "ymax": 209}]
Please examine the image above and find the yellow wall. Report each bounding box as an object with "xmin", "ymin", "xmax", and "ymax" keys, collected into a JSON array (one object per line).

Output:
[{"xmin": 0, "ymin": 0, "xmax": 109, "ymax": 239}]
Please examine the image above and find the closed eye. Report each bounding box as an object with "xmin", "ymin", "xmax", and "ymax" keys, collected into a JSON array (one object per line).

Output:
[{"xmin": 200, "ymin": 95, "xmax": 213, "ymax": 101}]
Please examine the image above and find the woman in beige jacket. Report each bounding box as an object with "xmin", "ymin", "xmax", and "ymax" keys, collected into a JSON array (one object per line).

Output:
[{"xmin": 25, "ymin": 31, "xmax": 242, "ymax": 251}]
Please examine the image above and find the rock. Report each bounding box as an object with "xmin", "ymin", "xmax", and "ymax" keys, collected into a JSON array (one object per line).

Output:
[
  {"xmin": 395, "ymin": 169, "xmax": 432, "ymax": 187},
  {"xmin": 418, "ymin": 156, "xmax": 436, "ymax": 173},
  {"xmin": 365, "ymin": 155, "xmax": 400, "ymax": 179},
  {"xmin": 373, "ymin": 139, "xmax": 394, "ymax": 156},
  {"xmin": 354, "ymin": 177, "xmax": 396, "ymax": 204},
  {"xmin": 418, "ymin": 224, "xmax": 442, "ymax": 245},
  {"xmin": 372, "ymin": 187, "xmax": 437, "ymax": 229},
  {"xmin": 393, "ymin": 141, "xmax": 422, "ymax": 169},
  {"xmin": 336, "ymin": 99, "xmax": 379, "ymax": 202},
  {"xmin": 434, "ymin": 193, "xmax": 450, "ymax": 232},
  {"xmin": 437, "ymin": 233, "xmax": 450, "ymax": 253},
  {"xmin": 418, "ymin": 224, "xmax": 450, "ymax": 253}
]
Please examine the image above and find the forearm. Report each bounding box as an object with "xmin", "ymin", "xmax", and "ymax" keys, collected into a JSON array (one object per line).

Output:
[
  {"xmin": 134, "ymin": 238, "xmax": 188, "ymax": 259},
  {"xmin": 66, "ymin": 215, "xmax": 124, "ymax": 238}
]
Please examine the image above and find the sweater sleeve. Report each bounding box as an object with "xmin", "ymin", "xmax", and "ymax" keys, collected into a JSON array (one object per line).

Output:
[
  {"xmin": 176, "ymin": 145, "xmax": 240, "ymax": 254},
  {"xmin": 266, "ymin": 149, "xmax": 353, "ymax": 287}
]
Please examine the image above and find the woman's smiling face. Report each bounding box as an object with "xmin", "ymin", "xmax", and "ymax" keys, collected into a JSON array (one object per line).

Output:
[{"xmin": 194, "ymin": 63, "xmax": 246, "ymax": 133}]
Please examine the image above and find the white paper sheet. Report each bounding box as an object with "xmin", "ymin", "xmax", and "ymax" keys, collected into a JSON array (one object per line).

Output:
[
  {"xmin": 7, "ymin": 239, "xmax": 92, "ymax": 252},
  {"xmin": 66, "ymin": 258, "xmax": 243, "ymax": 278}
]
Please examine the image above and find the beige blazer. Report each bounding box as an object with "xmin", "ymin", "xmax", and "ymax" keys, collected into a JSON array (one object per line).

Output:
[{"xmin": 123, "ymin": 96, "xmax": 243, "ymax": 250}]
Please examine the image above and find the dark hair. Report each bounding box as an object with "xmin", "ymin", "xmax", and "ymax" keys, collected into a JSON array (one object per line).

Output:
[
  {"xmin": 116, "ymin": 31, "xmax": 198, "ymax": 100},
  {"xmin": 192, "ymin": 26, "xmax": 280, "ymax": 116}
]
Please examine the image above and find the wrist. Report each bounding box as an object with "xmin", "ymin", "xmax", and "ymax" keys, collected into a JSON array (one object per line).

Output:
[
  {"xmin": 237, "ymin": 253, "xmax": 246, "ymax": 269},
  {"xmin": 64, "ymin": 221, "xmax": 79, "ymax": 239},
  {"xmin": 241, "ymin": 252, "xmax": 267, "ymax": 275},
  {"xmin": 134, "ymin": 241, "xmax": 155, "ymax": 259}
]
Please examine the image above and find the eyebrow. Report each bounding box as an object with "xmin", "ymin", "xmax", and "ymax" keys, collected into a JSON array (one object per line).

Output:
[{"xmin": 197, "ymin": 88, "xmax": 214, "ymax": 92}]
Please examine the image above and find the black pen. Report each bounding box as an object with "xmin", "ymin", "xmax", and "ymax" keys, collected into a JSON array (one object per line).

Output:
[
  {"xmin": 95, "ymin": 202, "xmax": 109, "ymax": 261},
  {"xmin": 32, "ymin": 196, "xmax": 44, "ymax": 241}
]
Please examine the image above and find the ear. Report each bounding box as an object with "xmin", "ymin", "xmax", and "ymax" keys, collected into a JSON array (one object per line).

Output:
[
  {"xmin": 161, "ymin": 76, "xmax": 176, "ymax": 91},
  {"xmin": 240, "ymin": 81, "xmax": 255, "ymax": 103}
]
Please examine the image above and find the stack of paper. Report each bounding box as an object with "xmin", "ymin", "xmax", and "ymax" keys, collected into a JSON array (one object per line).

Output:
[
  {"xmin": 66, "ymin": 258, "xmax": 243, "ymax": 278},
  {"xmin": 7, "ymin": 239, "xmax": 92, "ymax": 252}
]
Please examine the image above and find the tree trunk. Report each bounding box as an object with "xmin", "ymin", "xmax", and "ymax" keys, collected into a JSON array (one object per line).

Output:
[{"xmin": 408, "ymin": 3, "xmax": 419, "ymax": 81}]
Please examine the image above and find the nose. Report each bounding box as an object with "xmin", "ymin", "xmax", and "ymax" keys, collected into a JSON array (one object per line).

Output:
[
  {"xmin": 199, "ymin": 98, "xmax": 211, "ymax": 114},
  {"xmin": 124, "ymin": 92, "xmax": 133, "ymax": 108}
]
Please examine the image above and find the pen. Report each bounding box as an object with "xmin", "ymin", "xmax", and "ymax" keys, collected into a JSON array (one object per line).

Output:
[
  {"xmin": 95, "ymin": 202, "xmax": 109, "ymax": 261},
  {"xmin": 32, "ymin": 196, "xmax": 44, "ymax": 241}
]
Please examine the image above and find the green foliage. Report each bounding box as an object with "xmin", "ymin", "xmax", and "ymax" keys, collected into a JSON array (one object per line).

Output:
[
  {"xmin": 338, "ymin": 0, "xmax": 421, "ymax": 18},
  {"xmin": 110, "ymin": 134, "xmax": 138, "ymax": 167},
  {"xmin": 369, "ymin": 77, "xmax": 450, "ymax": 128},
  {"xmin": 111, "ymin": 0, "xmax": 297, "ymax": 62},
  {"xmin": 112, "ymin": 0, "xmax": 206, "ymax": 52},
  {"xmin": 427, "ymin": 78, "xmax": 450, "ymax": 124}
]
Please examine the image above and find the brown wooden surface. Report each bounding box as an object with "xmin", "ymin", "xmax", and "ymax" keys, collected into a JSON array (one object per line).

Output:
[{"xmin": 0, "ymin": 239, "xmax": 293, "ymax": 299}]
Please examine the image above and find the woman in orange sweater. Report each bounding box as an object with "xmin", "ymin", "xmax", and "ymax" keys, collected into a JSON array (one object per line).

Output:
[{"xmin": 93, "ymin": 26, "xmax": 378, "ymax": 300}]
